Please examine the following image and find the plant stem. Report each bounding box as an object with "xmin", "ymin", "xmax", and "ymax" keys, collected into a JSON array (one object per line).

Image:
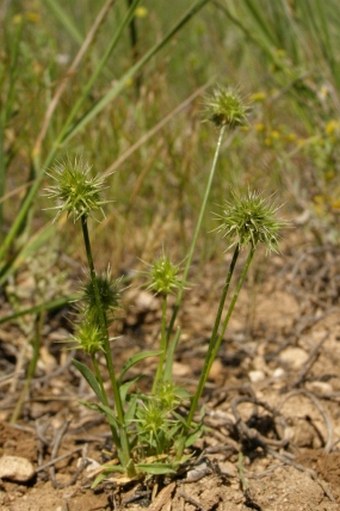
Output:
[
  {"xmin": 80, "ymin": 215, "xmax": 133, "ymax": 473},
  {"xmin": 178, "ymin": 244, "xmax": 255, "ymax": 457},
  {"xmin": 183, "ymin": 244, "xmax": 240, "ymax": 433},
  {"xmin": 153, "ymin": 294, "xmax": 168, "ymax": 392},
  {"xmin": 167, "ymin": 124, "xmax": 227, "ymax": 341},
  {"xmin": 208, "ymin": 245, "xmax": 240, "ymax": 350},
  {"xmin": 217, "ymin": 246, "xmax": 255, "ymax": 349},
  {"xmin": 91, "ymin": 354, "xmax": 120, "ymax": 447}
]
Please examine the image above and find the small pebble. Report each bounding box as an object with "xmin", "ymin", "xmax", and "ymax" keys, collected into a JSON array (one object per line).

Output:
[
  {"xmin": 273, "ymin": 367, "xmax": 285, "ymax": 379},
  {"xmin": 249, "ymin": 370, "xmax": 265, "ymax": 383},
  {"xmin": 0, "ymin": 456, "xmax": 35, "ymax": 482},
  {"xmin": 279, "ymin": 347, "xmax": 308, "ymax": 370},
  {"xmin": 185, "ymin": 462, "xmax": 211, "ymax": 482},
  {"xmin": 306, "ymin": 381, "xmax": 333, "ymax": 395}
]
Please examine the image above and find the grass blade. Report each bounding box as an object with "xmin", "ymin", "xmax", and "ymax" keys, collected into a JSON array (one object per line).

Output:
[
  {"xmin": 44, "ymin": 0, "xmax": 83, "ymax": 45},
  {"xmin": 0, "ymin": 295, "xmax": 76, "ymax": 325},
  {"xmin": 60, "ymin": 0, "xmax": 211, "ymax": 145}
]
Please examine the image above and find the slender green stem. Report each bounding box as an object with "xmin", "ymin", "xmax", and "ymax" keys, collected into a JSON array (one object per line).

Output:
[
  {"xmin": 45, "ymin": 0, "xmax": 83, "ymax": 45},
  {"xmin": 167, "ymin": 125, "xmax": 227, "ymax": 341},
  {"xmin": 216, "ymin": 247, "xmax": 255, "ymax": 348},
  {"xmin": 153, "ymin": 294, "xmax": 168, "ymax": 392},
  {"xmin": 164, "ymin": 327, "xmax": 181, "ymax": 383},
  {"xmin": 178, "ymin": 244, "xmax": 255, "ymax": 458},
  {"xmin": 91, "ymin": 354, "xmax": 120, "ymax": 447},
  {"xmin": 91, "ymin": 354, "xmax": 107, "ymax": 403},
  {"xmin": 80, "ymin": 215, "xmax": 132, "ymax": 472},
  {"xmin": 208, "ymin": 245, "xmax": 240, "ymax": 350},
  {"xmin": 183, "ymin": 244, "xmax": 240, "ymax": 434}
]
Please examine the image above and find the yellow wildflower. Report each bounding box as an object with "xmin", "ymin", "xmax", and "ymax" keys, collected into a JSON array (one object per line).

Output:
[
  {"xmin": 255, "ymin": 123, "xmax": 265, "ymax": 133},
  {"xmin": 325, "ymin": 119, "xmax": 340, "ymax": 136},
  {"xmin": 250, "ymin": 91, "xmax": 266, "ymax": 102},
  {"xmin": 135, "ymin": 6, "xmax": 148, "ymax": 18}
]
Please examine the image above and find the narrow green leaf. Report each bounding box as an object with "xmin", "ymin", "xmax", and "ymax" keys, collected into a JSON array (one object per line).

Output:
[
  {"xmin": 119, "ymin": 350, "xmax": 161, "ymax": 381},
  {"xmin": 119, "ymin": 377, "xmax": 140, "ymax": 403},
  {"xmin": 44, "ymin": 0, "xmax": 83, "ymax": 44},
  {"xmin": 0, "ymin": 295, "xmax": 76, "ymax": 325},
  {"xmin": 73, "ymin": 359, "xmax": 105, "ymax": 402},
  {"xmin": 125, "ymin": 394, "xmax": 138, "ymax": 423},
  {"xmin": 96, "ymin": 402, "xmax": 121, "ymax": 428},
  {"xmin": 184, "ymin": 427, "xmax": 203, "ymax": 447},
  {"xmin": 136, "ymin": 463, "xmax": 176, "ymax": 475},
  {"xmin": 242, "ymin": 0, "xmax": 277, "ymax": 46},
  {"xmin": 91, "ymin": 464, "xmax": 125, "ymax": 488}
]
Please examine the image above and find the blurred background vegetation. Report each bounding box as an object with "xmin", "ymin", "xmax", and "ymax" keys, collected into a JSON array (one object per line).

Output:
[{"xmin": 0, "ymin": 0, "xmax": 339, "ymax": 285}]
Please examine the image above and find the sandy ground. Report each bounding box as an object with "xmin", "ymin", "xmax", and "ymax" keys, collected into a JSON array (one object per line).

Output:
[{"xmin": 0, "ymin": 239, "xmax": 339, "ymax": 510}]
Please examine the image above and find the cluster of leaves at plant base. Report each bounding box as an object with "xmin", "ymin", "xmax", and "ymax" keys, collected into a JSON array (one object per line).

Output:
[
  {"xmin": 132, "ymin": 383, "xmax": 199, "ymax": 459},
  {"xmin": 91, "ymin": 385, "xmax": 203, "ymax": 485}
]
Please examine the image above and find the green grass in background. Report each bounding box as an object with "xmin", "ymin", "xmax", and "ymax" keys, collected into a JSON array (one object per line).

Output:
[{"xmin": 0, "ymin": 0, "xmax": 339, "ymax": 280}]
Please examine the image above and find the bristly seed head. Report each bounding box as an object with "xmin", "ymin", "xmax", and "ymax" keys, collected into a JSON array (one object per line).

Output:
[
  {"xmin": 216, "ymin": 190, "xmax": 285, "ymax": 252},
  {"xmin": 147, "ymin": 255, "xmax": 182, "ymax": 296},
  {"xmin": 82, "ymin": 269, "xmax": 121, "ymax": 321},
  {"xmin": 204, "ymin": 86, "xmax": 250, "ymax": 129},
  {"xmin": 73, "ymin": 318, "xmax": 105, "ymax": 355},
  {"xmin": 46, "ymin": 156, "xmax": 108, "ymax": 222}
]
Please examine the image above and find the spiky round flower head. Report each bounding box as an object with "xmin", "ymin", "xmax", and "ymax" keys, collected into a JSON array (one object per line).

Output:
[
  {"xmin": 147, "ymin": 255, "xmax": 182, "ymax": 296},
  {"xmin": 46, "ymin": 156, "xmax": 108, "ymax": 222},
  {"xmin": 73, "ymin": 318, "xmax": 105, "ymax": 355},
  {"xmin": 204, "ymin": 86, "xmax": 250, "ymax": 129},
  {"xmin": 216, "ymin": 190, "xmax": 284, "ymax": 253},
  {"xmin": 82, "ymin": 269, "xmax": 121, "ymax": 321}
]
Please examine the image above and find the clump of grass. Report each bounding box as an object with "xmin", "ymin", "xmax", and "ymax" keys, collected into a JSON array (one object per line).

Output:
[{"xmin": 46, "ymin": 86, "xmax": 284, "ymax": 481}]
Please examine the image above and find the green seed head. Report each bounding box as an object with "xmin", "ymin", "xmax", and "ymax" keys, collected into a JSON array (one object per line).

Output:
[
  {"xmin": 83, "ymin": 270, "xmax": 121, "ymax": 320},
  {"xmin": 204, "ymin": 86, "xmax": 250, "ymax": 129},
  {"xmin": 46, "ymin": 156, "xmax": 108, "ymax": 222},
  {"xmin": 147, "ymin": 255, "xmax": 182, "ymax": 296},
  {"xmin": 73, "ymin": 319, "xmax": 105, "ymax": 355},
  {"xmin": 216, "ymin": 190, "xmax": 285, "ymax": 252},
  {"xmin": 137, "ymin": 399, "xmax": 166, "ymax": 434}
]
